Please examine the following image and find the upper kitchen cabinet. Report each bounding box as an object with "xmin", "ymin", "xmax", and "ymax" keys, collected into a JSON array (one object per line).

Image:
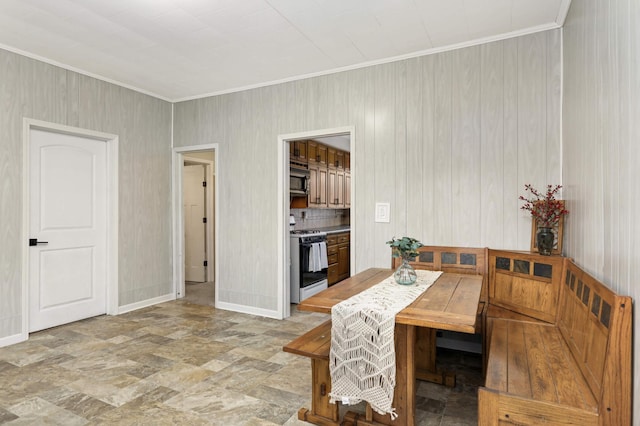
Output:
[
  {"xmin": 290, "ymin": 140, "xmax": 308, "ymax": 164},
  {"xmin": 292, "ymin": 139, "xmax": 350, "ymax": 210},
  {"xmin": 308, "ymin": 141, "xmax": 327, "ymax": 165},
  {"xmin": 327, "ymin": 147, "xmax": 345, "ymax": 169},
  {"xmin": 308, "ymin": 163, "xmax": 328, "ymax": 208},
  {"xmin": 344, "ymin": 171, "xmax": 351, "ymax": 208},
  {"xmin": 328, "ymin": 167, "xmax": 345, "ymax": 208},
  {"xmin": 335, "ymin": 151, "xmax": 344, "ymax": 169}
]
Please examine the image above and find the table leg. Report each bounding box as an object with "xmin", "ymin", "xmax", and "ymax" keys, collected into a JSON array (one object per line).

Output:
[
  {"xmin": 296, "ymin": 358, "xmax": 341, "ymax": 425},
  {"xmin": 345, "ymin": 323, "xmax": 416, "ymax": 426},
  {"xmin": 415, "ymin": 328, "xmax": 456, "ymax": 387}
]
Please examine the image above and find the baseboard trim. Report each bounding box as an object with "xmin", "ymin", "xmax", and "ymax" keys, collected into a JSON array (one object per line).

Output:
[
  {"xmin": 0, "ymin": 332, "xmax": 28, "ymax": 348},
  {"xmin": 215, "ymin": 301, "xmax": 282, "ymax": 319},
  {"xmin": 117, "ymin": 293, "xmax": 175, "ymax": 315}
]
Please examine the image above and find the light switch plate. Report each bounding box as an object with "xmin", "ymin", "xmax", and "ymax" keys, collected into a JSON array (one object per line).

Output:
[{"xmin": 375, "ymin": 202, "xmax": 390, "ymax": 223}]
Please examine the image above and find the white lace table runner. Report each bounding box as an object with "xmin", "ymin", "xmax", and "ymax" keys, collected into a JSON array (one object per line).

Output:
[{"xmin": 329, "ymin": 269, "xmax": 443, "ymax": 419}]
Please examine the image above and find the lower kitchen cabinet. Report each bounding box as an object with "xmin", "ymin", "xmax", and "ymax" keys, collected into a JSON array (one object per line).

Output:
[
  {"xmin": 337, "ymin": 242, "xmax": 349, "ymax": 281},
  {"xmin": 327, "ymin": 232, "xmax": 350, "ymax": 285}
]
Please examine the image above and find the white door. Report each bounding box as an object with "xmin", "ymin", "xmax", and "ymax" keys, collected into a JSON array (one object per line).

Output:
[
  {"xmin": 29, "ymin": 129, "xmax": 107, "ymax": 332},
  {"xmin": 183, "ymin": 164, "xmax": 206, "ymax": 282}
]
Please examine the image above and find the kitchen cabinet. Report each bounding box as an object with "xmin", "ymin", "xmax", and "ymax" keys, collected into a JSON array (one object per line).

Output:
[
  {"xmin": 290, "ymin": 140, "xmax": 308, "ymax": 164},
  {"xmin": 308, "ymin": 163, "xmax": 328, "ymax": 208},
  {"xmin": 327, "ymin": 232, "xmax": 350, "ymax": 285},
  {"xmin": 328, "ymin": 168, "xmax": 345, "ymax": 208},
  {"xmin": 293, "ymin": 141, "xmax": 350, "ymax": 210},
  {"xmin": 327, "ymin": 147, "xmax": 345, "ymax": 169},
  {"xmin": 327, "ymin": 147, "xmax": 336, "ymax": 168},
  {"xmin": 335, "ymin": 150, "xmax": 344, "ymax": 169},
  {"xmin": 344, "ymin": 171, "xmax": 351, "ymax": 208},
  {"xmin": 307, "ymin": 141, "xmax": 327, "ymax": 165},
  {"xmin": 337, "ymin": 241, "xmax": 350, "ymax": 281}
]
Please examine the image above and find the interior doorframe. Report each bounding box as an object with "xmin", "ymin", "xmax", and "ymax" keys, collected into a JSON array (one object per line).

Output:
[
  {"xmin": 278, "ymin": 126, "xmax": 355, "ymax": 319},
  {"xmin": 21, "ymin": 118, "xmax": 119, "ymax": 342},
  {"xmin": 172, "ymin": 144, "xmax": 219, "ymax": 303},
  {"xmin": 182, "ymin": 155, "xmax": 215, "ymax": 284}
]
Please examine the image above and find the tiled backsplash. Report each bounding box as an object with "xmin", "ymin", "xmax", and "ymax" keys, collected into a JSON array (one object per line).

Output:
[{"xmin": 291, "ymin": 208, "xmax": 350, "ymax": 230}]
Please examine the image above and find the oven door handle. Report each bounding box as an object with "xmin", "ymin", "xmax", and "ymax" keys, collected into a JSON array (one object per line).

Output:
[{"xmin": 300, "ymin": 242, "xmax": 325, "ymax": 247}]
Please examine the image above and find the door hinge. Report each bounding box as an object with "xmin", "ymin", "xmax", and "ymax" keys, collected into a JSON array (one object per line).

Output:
[
  {"xmin": 202, "ymin": 217, "xmax": 207, "ymax": 223},
  {"xmin": 202, "ymin": 181, "xmax": 207, "ymax": 187},
  {"xmin": 203, "ymin": 260, "xmax": 208, "ymax": 266}
]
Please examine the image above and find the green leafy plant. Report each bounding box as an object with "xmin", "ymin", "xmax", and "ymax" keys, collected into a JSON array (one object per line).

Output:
[{"xmin": 386, "ymin": 236, "xmax": 423, "ymax": 261}]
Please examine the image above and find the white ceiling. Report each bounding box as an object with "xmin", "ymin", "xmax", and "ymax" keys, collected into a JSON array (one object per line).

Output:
[{"xmin": 0, "ymin": 0, "xmax": 571, "ymax": 101}]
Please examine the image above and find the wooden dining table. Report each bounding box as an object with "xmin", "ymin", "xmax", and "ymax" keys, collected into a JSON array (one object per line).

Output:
[{"xmin": 297, "ymin": 268, "xmax": 484, "ymax": 426}]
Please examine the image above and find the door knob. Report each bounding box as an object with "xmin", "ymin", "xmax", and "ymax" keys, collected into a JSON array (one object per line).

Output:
[{"xmin": 29, "ymin": 238, "xmax": 48, "ymax": 246}]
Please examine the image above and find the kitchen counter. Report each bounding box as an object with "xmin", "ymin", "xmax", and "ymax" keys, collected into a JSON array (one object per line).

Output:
[{"xmin": 314, "ymin": 226, "xmax": 350, "ymax": 234}]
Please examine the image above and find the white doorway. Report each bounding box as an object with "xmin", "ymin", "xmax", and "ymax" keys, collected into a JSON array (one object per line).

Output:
[
  {"xmin": 183, "ymin": 163, "xmax": 207, "ymax": 282},
  {"xmin": 172, "ymin": 145, "xmax": 218, "ymax": 305},
  {"xmin": 22, "ymin": 119, "xmax": 118, "ymax": 336},
  {"xmin": 278, "ymin": 126, "xmax": 355, "ymax": 319}
]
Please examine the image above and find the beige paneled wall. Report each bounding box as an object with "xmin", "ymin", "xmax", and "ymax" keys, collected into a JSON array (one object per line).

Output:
[
  {"xmin": 562, "ymin": 0, "xmax": 640, "ymax": 417},
  {"xmin": 174, "ymin": 29, "xmax": 562, "ymax": 313},
  {"xmin": 0, "ymin": 49, "xmax": 172, "ymax": 341}
]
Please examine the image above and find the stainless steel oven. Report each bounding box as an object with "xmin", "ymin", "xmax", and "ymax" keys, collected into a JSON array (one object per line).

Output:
[{"xmin": 290, "ymin": 231, "xmax": 328, "ymax": 303}]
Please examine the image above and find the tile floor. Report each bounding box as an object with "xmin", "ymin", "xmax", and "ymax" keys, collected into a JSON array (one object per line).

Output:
[
  {"xmin": 0, "ymin": 300, "xmax": 480, "ymax": 425},
  {"xmin": 184, "ymin": 281, "xmax": 215, "ymax": 307}
]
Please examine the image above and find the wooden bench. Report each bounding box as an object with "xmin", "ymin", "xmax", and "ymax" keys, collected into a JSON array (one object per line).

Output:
[
  {"xmin": 394, "ymin": 245, "xmax": 488, "ymax": 386},
  {"xmin": 283, "ymin": 320, "xmax": 340, "ymax": 426},
  {"xmin": 479, "ymin": 253, "xmax": 632, "ymax": 425}
]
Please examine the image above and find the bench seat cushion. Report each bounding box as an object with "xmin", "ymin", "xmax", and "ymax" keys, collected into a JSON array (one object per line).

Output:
[{"xmin": 485, "ymin": 318, "xmax": 598, "ymax": 414}]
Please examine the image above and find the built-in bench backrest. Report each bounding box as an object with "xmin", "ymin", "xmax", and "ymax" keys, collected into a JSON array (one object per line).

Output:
[
  {"xmin": 557, "ymin": 259, "xmax": 632, "ymax": 425},
  {"xmin": 488, "ymin": 249, "xmax": 564, "ymax": 323},
  {"xmin": 394, "ymin": 246, "xmax": 488, "ymax": 301}
]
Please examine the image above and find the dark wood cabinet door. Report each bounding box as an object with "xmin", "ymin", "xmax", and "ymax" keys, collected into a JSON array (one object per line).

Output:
[
  {"xmin": 327, "ymin": 147, "xmax": 336, "ymax": 168},
  {"xmin": 290, "ymin": 140, "xmax": 308, "ymax": 163},
  {"xmin": 338, "ymin": 244, "xmax": 350, "ymax": 280},
  {"xmin": 308, "ymin": 141, "xmax": 328, "ymax": 165},
  {"xmin": 317, "ymin": 145, "xmax": 328, "ymax": 165},
  {"xmin": 335, "ymin": 151, "xmax": 344, "ymax": 169},
  {"xmin": 328, "ymin": 264, "xmax": 339, "ymax": 285}
]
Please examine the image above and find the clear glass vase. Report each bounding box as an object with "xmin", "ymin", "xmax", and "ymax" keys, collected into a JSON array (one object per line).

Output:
[{"xmin": 394, "ymin": 258, "xmax": 417, "ymax": 285}]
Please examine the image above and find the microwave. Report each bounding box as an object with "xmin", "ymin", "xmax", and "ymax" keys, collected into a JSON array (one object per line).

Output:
[{"xmin": 290, "ymin": 166, "xmax": 309, "ymax": 196}]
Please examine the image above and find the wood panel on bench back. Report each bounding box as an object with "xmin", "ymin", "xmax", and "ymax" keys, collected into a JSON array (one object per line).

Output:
[
  {"xmin": 394, "ymin": 245, "xmax": 488, "ymax": 303},
  {"xmin": 488, "ymin": 249, "xmax": 564, "ymax": 323},
  {"xmin": 557, "ymin": 259, "xmax": 632, "ymax": 426}
]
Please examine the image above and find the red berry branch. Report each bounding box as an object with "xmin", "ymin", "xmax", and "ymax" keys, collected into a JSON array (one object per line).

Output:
[{"xmin": 519, "ymin": 184, "xmax": 569, "ymax": 228}]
